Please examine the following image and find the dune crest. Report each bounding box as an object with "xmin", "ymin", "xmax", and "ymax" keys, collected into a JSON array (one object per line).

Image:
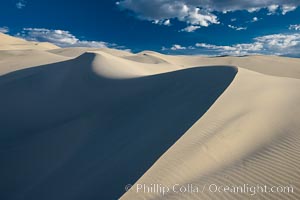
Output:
[
  {"xmin": 0, "ymin": 34, "xmax": 300, "ymax": 200},
  {"xmin": 0, "ymin": 51, "xmax": 237, "ymax": 199},
  {"xmin": 81, "ymin": 51, "xmax": 183, "ymax": 78},
  {"xmin": 48, "ymin": 47, "xmax": 134, "ymax": 58}
]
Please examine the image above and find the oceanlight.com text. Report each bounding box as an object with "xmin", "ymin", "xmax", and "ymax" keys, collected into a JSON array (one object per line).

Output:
[{"xmin": 125, "ymin": 183, "xmax": 294, "ymax": 196}]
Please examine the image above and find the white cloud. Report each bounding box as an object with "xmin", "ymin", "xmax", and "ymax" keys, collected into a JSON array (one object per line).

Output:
[
  {"xmin": 228, "ymin": 25, "xmax": 247, "ymax": 31},
  {"xmin": 17, "ymin": 28, "xmax": 126, "ymax": 49},
  {"xmin": 164, "ymin": 33, "xmax": 300, "ymax": 56},
  {"xmin": 19, "ymin": 28, "xmax": 107, "ymax": 48},
  {"xmin": 289, "ymin": 24, "xmax": 300, "ymax": 31},
  {"xmin": 247, "ymin": 8, "xmax": 260, "ymax": 13},
  {"xmin": 181, "ymin": 25, "xmax": 201, "ymax": 32},
  {"xmin": 267, "ymin": 4, "xmax": 279, "ymax": 14},
  {"xmin": 196, "ymin": 43, "xmax": 237, "ymax": 51},
  {"xmin": 255, "ymin": 34, "xmax": 300, "ymax": 50},
  {"xmin": 162, "ymin": 44, "xmax": 196, "ymax": 51},
  {"xmin": 267, "ymin": 4, "xmax": 297, "ymax": 15},
  {"xmin": 163, "ymin": 19, "xmax": 171, "ymax": 26},
  {"xmin": 251, "ymin": 17, "xmax": 259, "ymax": 22},
  {"xmin": 281, "ymin": 5, "xmax": 297, "ymax": 14},
  {"xmin": 16, "ymin": 0, "xmax": 26, "ymax": 9},
  {"xmin": 199, "ymin": 34, "xmax": 300, "ymax": 55},
  {"xmin": 117, "ymin": 0, "xmax": 300, "ymax": 29},
  {"xmin": 171, "ymin": 44, "xmax": 187, "ymax": 50},
  {"xmin": 20, "ymin": 28, "xmax": 79, "ymax": 46},
  {"xmin": 184, "ymin": 7, "xmax": 219, "ymax": 27},
  {"xmin": 117, "ymin": 0, "xmax": 220, "ymax": 29},
  {"xmin": 153, "ymin": 19, "xmax": 171, "ymax": 26},
  {"xmin": 0, "ymin": 26, "xmax": 9, "ymax": 33}
]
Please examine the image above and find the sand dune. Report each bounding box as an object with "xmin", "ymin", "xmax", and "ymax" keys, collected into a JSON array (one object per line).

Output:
[
  {"xmin": 49, "ymin": 47, "xmax": 133, "ymax": 58},
  {"xmin": 0, "ymin": 33, "xmax": 66, "ymax": 75},
  {"xmin": 122, "ymin": 68, "xmax": 300, "ymax": 200},
  {"xmin": 0, "ymin": 51, "xmax": 236, "ymax": 200},
  {"xmin": 0, "ymin": 33, "xmax": 59, "ymax": 51},
  {"xmin": 0, "ymin": 33, "xmax": 300, "ymax": 200},
  {"xmin": 142, "ymin": 52, "xmax": 300, "ymax": 79},
  {"xmin": 0, "ymin": 49, "xmax": 69, "ymax": 75},
  {"xmin": 123, "ymin": 52, "xmax": 169, "ymax": 64}
]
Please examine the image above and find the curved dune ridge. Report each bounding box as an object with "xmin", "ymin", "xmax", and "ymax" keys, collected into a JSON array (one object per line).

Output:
[
  {"xmin": 0, "ymin": 33, "xmax": 300, "ymax": 200},
  {"xmin": 123, "ymin": 52, "xmax": 169, "ymax": 64},
  {"xmin": 48, "ymin": 47, "xmax": 134, "ymax": 58},
  {"xmin": 0, "ymin": 51, "xmax": 237, "ymax": 200}
]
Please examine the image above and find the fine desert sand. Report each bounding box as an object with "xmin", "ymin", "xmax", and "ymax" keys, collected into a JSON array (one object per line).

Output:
[{"xmin": 0, "ymin": 33, "xmax": 299, "ymax": 200}]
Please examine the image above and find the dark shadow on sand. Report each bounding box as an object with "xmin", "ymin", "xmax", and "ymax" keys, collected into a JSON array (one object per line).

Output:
[{"xmin": 0, "ymin": 53, "xmax": 237, "ymax": 200}]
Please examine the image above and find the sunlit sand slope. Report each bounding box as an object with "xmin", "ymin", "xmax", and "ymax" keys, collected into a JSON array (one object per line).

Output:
[
  {"xmin": 139, "ymin": 51, "xmax": 300, "ymax": 79},
  {"xmin": 122, "ymin": 68, "xmax": 300, "ymax": 200},
  {"xmin": 0, "ymin": 33, "xmax": 59, "ymax": 51}
]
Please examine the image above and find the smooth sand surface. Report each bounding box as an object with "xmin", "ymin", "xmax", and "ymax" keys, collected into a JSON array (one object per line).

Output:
[
  {"xmin": 122, "ymin": 68, "xmax": 300, "ymax": 200},
  {"xmin": 0, "ymin": 49, "xmax": 69, "ymax": 75},
  {"xmin": 0, "ymin": 33, "xmax": 59, "ymax": 51},
  {"xmin": 0, "ymin": 33, "xmax": 300, "ymax": 200},
  {"xmin": 141, "ymin": 51, "xmax": 300, "ymax": 79},
  {"xmin": 49, "ymin": 47, "xmax": 134, "ymax": 58}
]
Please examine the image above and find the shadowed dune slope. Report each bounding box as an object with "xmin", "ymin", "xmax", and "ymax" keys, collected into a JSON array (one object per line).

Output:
[{"xmin": 0, "ymin": 52, "xmax": 237, "ymax": 200}]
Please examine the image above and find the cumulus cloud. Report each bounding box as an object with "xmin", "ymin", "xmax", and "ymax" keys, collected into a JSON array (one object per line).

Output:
[
  {"xmin": 251, "ymin": 17, "xmax": 259, "ymax": 22},
  {"xmin": 245, "ymin": 8, "xmax": 258, "ymax": 13},
  {"xmin": 228, "ymin": 25, "xmax": 247, "ymax": 31},
  {"xmin": 17, "ymin": 28, "xmax": 113, "ymax": 48},
  {"xmin": 256, "ymin": 34, "xmax": 300, "ymax": 51},
  {"xmin": 163, "ymin": 19, "xmax": 171, "ymax": 26},
  {"xmin": 163, "ymin": 33, "xmax": 300, "ymax": 55},
  {"xmin": 170, "ymin": 44, "xmax": 187, "ymax": 50},
  {"xmin": 281, "ymin": 5, "xmax": 297, "ymax": 14},
  {"xmin": 289, "ymin": 24, "xmax": 300, "ymax": 31},
  {"xmin": 201, "ymin": 34, "xmax": 300, "ymax": 55},
  {"xmin": 153, "ymin": 19, "xmax": 171, "ymax": 26},
  {"xmin": 181, "ymin": 25, "xmax": 201, "ymax": 32},
  {"xmin": 117, "ymin": 0, "xmax": 220, "ymax": 30},
  {"xmin": 16, "ymin": 0, "xmax": 26, "ymax": 9},
  {"xmin": 117, "ymin": 0, "xmax": 300, "ymax": 29},
  {"xmin": 196, "ymin": 42, "xmax": 263, "ymax": 55},
  {"xmin": 0, "ymin": 26, "xmax": 9, "ymax": 33},
  {"xmin": 162, "ymin": 44, "xmax": 195, "ymax": 51},
  {"xmin": 267, "ymin": 4, "xmax": 297, "ymax": 15},
  {"xmin": 267, "ymin": 4, "xmax": 279, "ymax": 14}
]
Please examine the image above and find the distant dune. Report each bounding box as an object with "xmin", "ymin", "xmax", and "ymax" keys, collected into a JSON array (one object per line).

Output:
[
  {"xmin": 0, "ymin": 33, "xmax": 59, "ymax": 51},
  {"xmin": 0, "ymin": 33, "xmax": 299, "ymax": 200}
]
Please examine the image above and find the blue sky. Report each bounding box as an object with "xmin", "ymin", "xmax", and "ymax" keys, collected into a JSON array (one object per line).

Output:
[{"xmin": 0, "ymin": 0, "xmax": 300, "ymax": 56}]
